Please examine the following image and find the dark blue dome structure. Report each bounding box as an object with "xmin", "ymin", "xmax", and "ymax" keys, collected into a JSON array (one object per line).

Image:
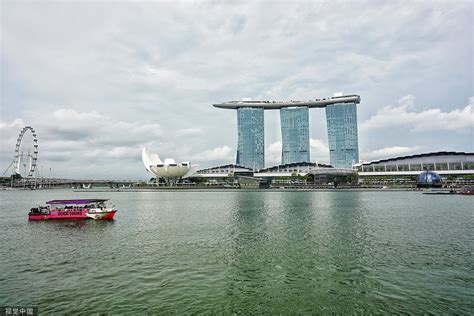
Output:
[{"xmin": 417, "ymin": 171, "xmax": 443, "ymax": 188}]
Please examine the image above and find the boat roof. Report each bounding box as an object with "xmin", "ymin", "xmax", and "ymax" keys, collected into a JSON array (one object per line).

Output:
[{"xmin": 46, "ymin": 199, "xmax": 108, "ymax": 205}]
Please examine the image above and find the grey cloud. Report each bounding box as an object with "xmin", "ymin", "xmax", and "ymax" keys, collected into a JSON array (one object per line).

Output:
[
  {"xmin": 40, "ymin": 151, "xmax": 74, "ymax": 162},
  {"xmin": 1, "ymin": 1, "xmax": 472, "ymax": 178},
  {"xmin": 228, "ymin": 15, "xmax": 247, "ymax": 34}
]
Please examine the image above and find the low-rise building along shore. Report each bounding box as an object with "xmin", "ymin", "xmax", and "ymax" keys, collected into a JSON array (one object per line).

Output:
[
  {"xmin": 191, "ymin": 162, "xmax": 358, "ymax": 188},
  {"xmin": 190, "ymin": 151, "xmax": 474, "ymax": 188},
  {"xmin": 355, "ymin": 151, "xmax": 474, "ymax": 186},
  {"xmin": 355, "ymin": 151, "xmax": 474, "ymax": 175}
]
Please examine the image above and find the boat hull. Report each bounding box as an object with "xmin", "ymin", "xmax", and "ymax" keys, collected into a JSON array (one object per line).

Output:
[{"xmin": 28, "ymin": 209, "xmax": 116, "ymax": 221}]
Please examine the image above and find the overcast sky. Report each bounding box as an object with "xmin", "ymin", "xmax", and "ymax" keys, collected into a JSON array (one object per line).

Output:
[{"xmin": 1, "ymin": 0, "xmax": 473, "ymax": 179}]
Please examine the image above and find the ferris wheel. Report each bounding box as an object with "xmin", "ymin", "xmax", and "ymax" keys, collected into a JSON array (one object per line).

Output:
[{"xmin": 13, "ymin": 126, "xmax": 38, "ymax": 178}]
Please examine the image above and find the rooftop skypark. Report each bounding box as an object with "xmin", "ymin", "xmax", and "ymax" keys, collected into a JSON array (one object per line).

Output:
[{"xmin": 213, "ymin": 95, "xmax": 360, "ymax": 109}]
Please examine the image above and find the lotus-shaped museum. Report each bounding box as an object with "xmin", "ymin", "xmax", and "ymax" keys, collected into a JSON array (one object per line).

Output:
[{"xmin": 142, "ymin": 148, "xmax": 198, "ymax": 179}]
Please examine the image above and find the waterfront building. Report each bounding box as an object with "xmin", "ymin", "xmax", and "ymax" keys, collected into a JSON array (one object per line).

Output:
[
  {"xmin": 191, "ymin": 164, "xmax": 257, "ymax": 187},
  {"xmin": 192, "ymin": 152, "xmax": 474, "ymax": 188},
  {"xmin": 280, "ymin": 107, "xmax": 310, "ymax": 164},
  {"xmin": 193, "ymin": 164, "xmax": 254, "ymax": 178},
  {"xmin": 326, "ymin": 102, "xmax": 359, "ymax": 168},
  {"xmin": 236, "ymin": 107, "xmax": 265, "ymax": 170},
  {"xmin": 238, "ymin": 176, "xmax": 263, "ymax": 189},
  {"xmin": 254, "ymin": 161, "xmax": 332, "ymax": 177},
  {"xmin": 354, "ymin": 151, "xmax": 474, "ymax": 174},
  {"xmin": 213, "ymin": 95, "xmax": 360, "ymax": 169},
  {"xmin": 255, "ymin": 161, "xmax": 357, "ymax": 187},
  {"xmin": 193, "ymin": 161, "xmax": 355, "ymax": 187},
  {"xmin": 354, "ymin": 151, "xmax": 474, "ymax": 186}
]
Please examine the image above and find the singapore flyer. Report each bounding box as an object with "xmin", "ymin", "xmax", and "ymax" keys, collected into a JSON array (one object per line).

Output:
[{"xmin": 13, "ymin": 126, "xmax": 38, "ymax": 178}]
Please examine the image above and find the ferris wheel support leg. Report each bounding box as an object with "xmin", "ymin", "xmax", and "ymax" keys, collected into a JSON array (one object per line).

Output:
[{"xmin": 2, "ymin": 159, "xmax": 15, "ymax": 177}]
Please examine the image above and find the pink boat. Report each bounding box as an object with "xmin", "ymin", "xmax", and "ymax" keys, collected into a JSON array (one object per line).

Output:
[{"xmin": 28, "ymin": 199, "xmax": 117, "ymax": 221}]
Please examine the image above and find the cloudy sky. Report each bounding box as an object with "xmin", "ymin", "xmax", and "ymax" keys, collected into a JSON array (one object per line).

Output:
[{"xmin": 1, "ymin": 0, "xmax": 473, "ymax": 179}]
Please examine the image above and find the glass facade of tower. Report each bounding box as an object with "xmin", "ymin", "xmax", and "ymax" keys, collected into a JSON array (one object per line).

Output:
[
  {"xmin": 280, "ymin": 107, "xmax": 310, "ymax": 164},
  {"xmin": 236, "ymin": 107, "xmax": 265, "ymax": 170},
  {"xmin": 325, "ymin": 103, "xmax": 359, "ymax": 168}
]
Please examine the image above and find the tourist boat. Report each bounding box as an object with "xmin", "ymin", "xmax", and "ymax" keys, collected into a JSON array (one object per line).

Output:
[{"xmin": 28, "ymin": 199, "xmax": 117, "ymax": 221}]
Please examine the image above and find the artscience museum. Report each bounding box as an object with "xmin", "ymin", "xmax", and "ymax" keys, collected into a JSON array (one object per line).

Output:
[{"xmin": 142, "ymin": 148, "xmax": 198, "ymax": 180}]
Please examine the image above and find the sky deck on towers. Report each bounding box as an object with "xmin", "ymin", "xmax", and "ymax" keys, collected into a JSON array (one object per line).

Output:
[{"xmin": 213, "ymin": 95, "xmax": 360, "ymax": 110}]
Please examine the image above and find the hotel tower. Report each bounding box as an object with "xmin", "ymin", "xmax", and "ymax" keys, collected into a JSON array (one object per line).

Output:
[{"xmin": 213, "ymin": 94, "xmax": 360, "ymax": 169}]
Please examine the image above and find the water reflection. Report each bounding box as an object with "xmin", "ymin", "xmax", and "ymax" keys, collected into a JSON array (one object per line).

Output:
[
  {"xmin": 225, "ymin": 192, "xmax": 272, "ymax": 312},
  {"xmin": 223, "ymin": 191, "xmax": 380, "ymax": 312},
  {"xmin": 26, "ymin": 219, "xmax": 116, "ymax": 253},
  {"xmin": 322, "ymin": 191, "xmax": 370, "ymax": 260},
  {"xmin": 277, "ymin": 193, "xmax": 319, "ymax": 299},
  {"xmin": 318, "ymin": 192, "xmax": 377, "ymax": 303}
]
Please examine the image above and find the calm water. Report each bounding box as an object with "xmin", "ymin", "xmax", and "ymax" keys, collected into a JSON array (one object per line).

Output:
[{"xmin": 0, "ymin": 190, "xmax": 473, "ymax": 314}]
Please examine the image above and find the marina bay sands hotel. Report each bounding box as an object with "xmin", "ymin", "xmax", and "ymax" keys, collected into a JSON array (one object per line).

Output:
[{"xmin": 213, "ymin": 94, "xmax": 360, "ymax": 170}]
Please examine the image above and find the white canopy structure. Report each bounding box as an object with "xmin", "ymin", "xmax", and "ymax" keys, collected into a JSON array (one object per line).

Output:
[{"xmin": 142, "ymin": 148, "xmax": 198, "ymax": 179}]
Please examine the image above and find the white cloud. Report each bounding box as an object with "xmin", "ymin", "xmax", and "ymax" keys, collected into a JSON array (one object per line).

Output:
[
  {"xmin": 266, "ymin": 141, "xmax": 282, "ymax": 166},
  {"xmin": 361, "ymin": 146, "xmax": 421, "ymax": 161},
  {"xmin": 0, "ymin": 119, "xmax": 28, "ymax": 162},
  {"xmin": 0, "ymin": 119, "xmax": 25, "ymax": 130},
  {"xmin": 310, "ymin": 138, "xmax": 330, "ymax": 164},
  {"xmin": 360, "ymin": 95, "xmax": 474, "ymax": 133},
  {"xmin": 0, "ymin": 119, "xmax": 26, "ymax": 137},
  {"xmin": 189, "ymin": 145, "xmax": 233, "ymax": 162}
]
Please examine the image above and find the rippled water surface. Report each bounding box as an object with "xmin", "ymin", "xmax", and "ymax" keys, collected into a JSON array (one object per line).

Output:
[{"xmin": 1, "ymin": 190, "xmax": 473, "ymax": 314}]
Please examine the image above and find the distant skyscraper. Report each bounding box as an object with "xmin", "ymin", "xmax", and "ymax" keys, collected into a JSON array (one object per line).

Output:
[
  {"xmin": 280, "ymin": 107, "xmax": 310, "ymax": 164},
  {"xmin": 236, "ymin": 107, "xmax": 264, "ymax": 170},
  {"xmin": 326, "ymin": 102, "xmax": 359, "ymax": 168}
]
